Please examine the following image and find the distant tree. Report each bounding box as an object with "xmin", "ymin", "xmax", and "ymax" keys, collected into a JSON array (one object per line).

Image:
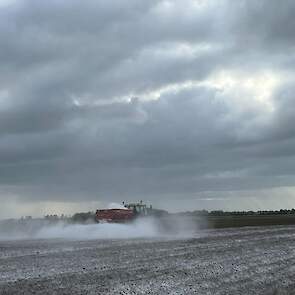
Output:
[
  {"xmin": 71, "ymin": 212, "xmax": 95, "ymax": 223},
  {"xmin": 150, "ymin": 208, "xmax": 169, "ymax": 217}
]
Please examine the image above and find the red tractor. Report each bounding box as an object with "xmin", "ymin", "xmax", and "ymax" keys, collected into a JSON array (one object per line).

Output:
[{"xmin": 95, "ymin": 201, "xmax": 152, "ymax": 223}]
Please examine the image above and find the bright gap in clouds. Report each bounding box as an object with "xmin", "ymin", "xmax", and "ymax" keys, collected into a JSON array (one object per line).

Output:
[
  {"xmin": 208, "ymin": 70, "xmax": 280, "ymax": 112},
  {"xmin": 138, "ymin": 69, "xmax": 280, "ymax": 110},
  {"xmin": 0, "ymin": 0, "xmax": 16, "ymax": 7}
]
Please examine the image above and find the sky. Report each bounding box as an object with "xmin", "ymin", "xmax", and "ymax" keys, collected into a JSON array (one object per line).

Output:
[{"xmin": 1, "ymin": 0, "xmax": 295, "ymax": 218}]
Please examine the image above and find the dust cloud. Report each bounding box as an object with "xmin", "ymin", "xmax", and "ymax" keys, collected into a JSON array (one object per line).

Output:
[
  {"xmin": 35, "ymin": 218, "xmax": 160, "ymax": 240},
  {"xmin": 0, "ymin": 218, "xmax": 162, "ymax": 241},
  {"xmin": 0, "ymin": 217, "xmax": 203, "ymax": 241},
  {"xmin": 0, "ymin": 214, "xmax": 203, "ymax": 241}
]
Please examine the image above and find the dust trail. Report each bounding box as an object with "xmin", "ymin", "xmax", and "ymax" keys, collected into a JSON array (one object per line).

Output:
[
  {"xmin": 0, "ymin": 215, "xmax": 204, "ymax": 241},
  {"xmin": 0, "ymin": 218, "xmax": 163, "ymax": 241},
  {"xmin": 35, "ymin": 218, "xmax": 160, "ymax": 240}
]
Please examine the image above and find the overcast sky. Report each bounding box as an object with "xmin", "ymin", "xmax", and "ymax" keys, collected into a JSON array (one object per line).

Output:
[{"xmin": 1, "ymin": 0, "xmax": 295, "ymax": 218}]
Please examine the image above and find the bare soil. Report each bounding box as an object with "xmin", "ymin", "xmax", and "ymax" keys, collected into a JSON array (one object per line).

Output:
[{"xmin": 1, "ymin": 225, "xmax": 295, "ymax": 294}]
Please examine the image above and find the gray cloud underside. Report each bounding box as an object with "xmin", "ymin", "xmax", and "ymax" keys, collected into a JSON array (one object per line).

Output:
[{"xmin": 0, "ymin": 0, "xmax": 295, "ymax": 209}]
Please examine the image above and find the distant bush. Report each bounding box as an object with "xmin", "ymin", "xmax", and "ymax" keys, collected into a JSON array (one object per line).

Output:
[
  {"xmin": 150, "ymin": 208, "xmax": 169, "ymax": 217},
  {"xmin": 71, "ymin": 212, "xmax": 95, "ymax": 223}
]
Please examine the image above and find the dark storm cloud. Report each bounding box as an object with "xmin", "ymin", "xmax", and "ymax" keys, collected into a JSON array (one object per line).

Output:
[{"xmin": 0, "ymin": 0, "xmax": 295, "ymax": 213}]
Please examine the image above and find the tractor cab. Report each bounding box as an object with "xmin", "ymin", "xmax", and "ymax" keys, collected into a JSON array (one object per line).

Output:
[{"xmin": 123, "ymin": 200, "xmax": 151, "ymax": 216}]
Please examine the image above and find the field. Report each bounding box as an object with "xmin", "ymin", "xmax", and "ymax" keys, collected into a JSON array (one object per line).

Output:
[
  {"xmin": 1, "ymin": 224, "xmax": 295, "ymax": 294},
  {"xmin": 206, "ymin": 214, "xmax": 295, "ymax": 229}
]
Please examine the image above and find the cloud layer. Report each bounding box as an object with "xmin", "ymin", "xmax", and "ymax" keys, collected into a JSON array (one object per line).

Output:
[{"xmin": 1, "ymin": 0, "xmax": 295, "ymax": 216}]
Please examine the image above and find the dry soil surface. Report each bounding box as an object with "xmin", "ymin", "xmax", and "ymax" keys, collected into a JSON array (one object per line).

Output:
[{"xmin": 1, "ymin": 225, "xmax": 295, "ymax": 294}]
